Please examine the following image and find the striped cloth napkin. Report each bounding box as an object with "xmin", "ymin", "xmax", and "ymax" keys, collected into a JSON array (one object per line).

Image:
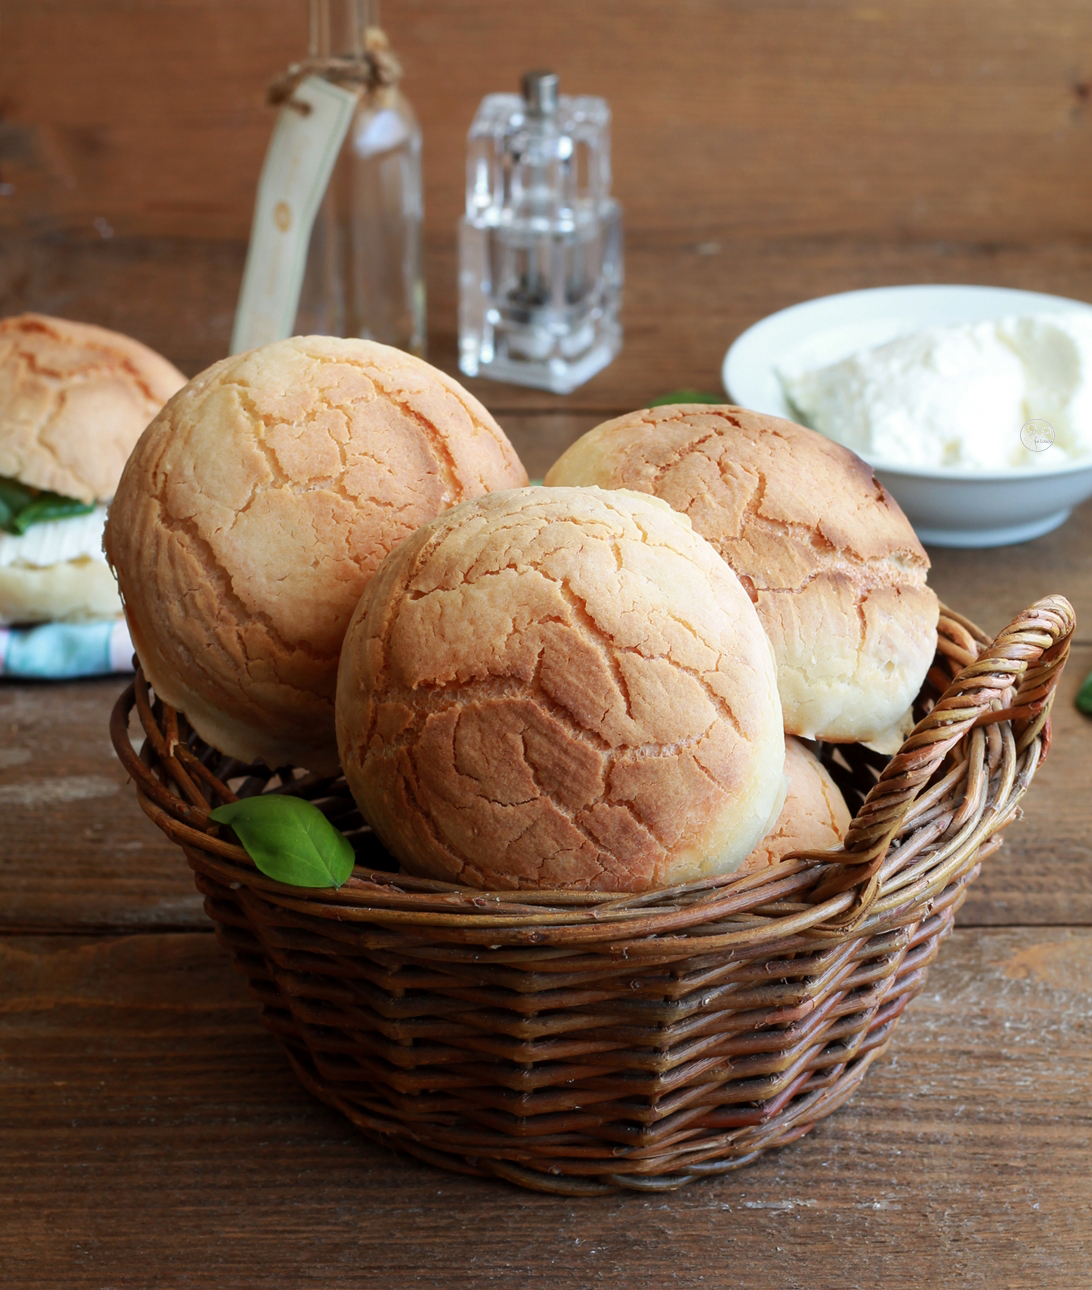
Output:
[{"xmin": 0, "ymin": 618, "xmax": 134, "ymax": 679}]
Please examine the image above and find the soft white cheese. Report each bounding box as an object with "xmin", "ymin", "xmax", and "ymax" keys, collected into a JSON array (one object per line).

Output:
[
  {"xmin": 778, "ymin": 313, "xmax": 1092, "ymax": 470},
  {"xmin": 0, "ymin": 504, "xmax": 110, "ymax": 570}
]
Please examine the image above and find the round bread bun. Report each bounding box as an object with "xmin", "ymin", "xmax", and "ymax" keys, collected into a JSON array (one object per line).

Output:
[
  {"xmin": 738, "ymin": 736, "xmax": 852, "ymax": 876},
  {"xmin": 336, "ymin": 486, "xmax": 786, "ymax": 892},
  {"xmin": 105, "ymin": 336, "xmax": 528, "ymax": 773},
  {"xmin": 544, "ymin": 405, "xmax": 939, "ymax": 743},
  {"xmin": 0, "ymin": 313, "xmax": 186, "ymax": 504}
]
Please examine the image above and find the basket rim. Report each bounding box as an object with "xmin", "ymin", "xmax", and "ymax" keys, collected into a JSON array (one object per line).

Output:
[{"xmin": 110, "ymin": 595, "xmax": 1074, "ymax": 947}]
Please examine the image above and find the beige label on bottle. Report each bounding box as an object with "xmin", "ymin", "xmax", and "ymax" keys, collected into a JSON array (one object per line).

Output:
[{"xmin": 230, "ymin": 76, "xmax": 358, "ymax": 355}]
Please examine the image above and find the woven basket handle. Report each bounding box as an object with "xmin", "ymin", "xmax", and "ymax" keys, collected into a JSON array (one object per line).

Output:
[{"xmin": 811, "ymin": 593, "xmax": 1075, "ymax": 923}]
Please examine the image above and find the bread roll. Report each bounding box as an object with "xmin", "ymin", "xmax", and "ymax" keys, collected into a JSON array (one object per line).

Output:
[
  {"xmin": 337, "ymin": 486, "xmax": 786, "ymax": 892},
  {"xmin": 0, "ymin": 313, "xmax": 186, "ymax": 504},
  {"xmin": 545, "ymin": 405, "xmax": 939, "ymax": 743},
  {"xmin": 105, "ymin": 336, "xmax": 528, "ymax": 772},
  {"xmin": 738, "ymin": 736, "xmax": 851, "ymax": 875}
]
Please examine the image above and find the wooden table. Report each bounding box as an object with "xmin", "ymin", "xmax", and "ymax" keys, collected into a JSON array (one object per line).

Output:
[
  {"xmin": 3, "ymin": 267, "xmax": 1091, "ymax": 1287},
  {"xmin": 5, "ymin": 0, "xmax": 1092, "ymax": 1270}
]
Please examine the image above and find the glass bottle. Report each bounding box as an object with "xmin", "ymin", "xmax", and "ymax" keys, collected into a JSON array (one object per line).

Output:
[
  {"xmin": 458, "ymin": 71, "xmax": 622, "ymax": 394},
  {"xmin": 295, "ymin": 0, "xmax": 426, "ymax": 355}
]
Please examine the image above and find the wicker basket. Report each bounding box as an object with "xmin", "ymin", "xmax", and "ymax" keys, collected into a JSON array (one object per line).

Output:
[{"xmin": 111, "ymin": 596, "xmax": 1074, "ymax": 1195}]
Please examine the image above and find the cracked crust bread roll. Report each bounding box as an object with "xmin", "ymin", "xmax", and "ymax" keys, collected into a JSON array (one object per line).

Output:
[
  {"xmin": 544, "ymin": 405, "xmax": 939, "ymax": 743},
  {"xmin": 738, "ymin": 736, "xmax": 851, "ymax": 875},
  {"xmin": 336, "ymin": 486, "xmax": 786, "ymax": 892},
  {"xmin": 0, "ymin": 314, "xmax": 186, "ymax": 625},
  {"xmin": 105, "ymin": 336, "xmax": 528, "ymax": 773}
]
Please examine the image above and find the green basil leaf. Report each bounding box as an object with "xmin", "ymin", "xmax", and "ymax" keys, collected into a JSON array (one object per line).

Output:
[
  {"xmin": 1077, "ymin": 668, "xmax": 1092, "ymax": 716},
  {"xmin": 0, "ymin": 477, "xmax": 34, "ymax": 518},
  {"xmin": 0, "ymin": 475, "xmax": 95, "ymax": 535},
  {"xmin": 646, "ymin": 388, "xmax": 725, "ymax": 408},
  {"xmin": 209, "ymin": 795, "xmax": 356, "ymax": 888},
  {"xmin": 11, "ymin": 495, "xmax": 95, "ymax": 533}
]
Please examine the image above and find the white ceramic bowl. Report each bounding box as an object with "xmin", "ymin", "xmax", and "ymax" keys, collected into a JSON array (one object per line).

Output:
[{"xmin": 722, "ymin": 284, "xmax": 1092, "ymax": 547}]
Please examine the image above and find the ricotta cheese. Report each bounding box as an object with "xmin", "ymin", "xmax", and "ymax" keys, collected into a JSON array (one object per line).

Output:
[
  {"xmin": 0, "ymin": 505, "xmax": 110, "ymax": 570},
  {"xmin": 0, "ymin": 506, "xmax": 120, "ymax": 626},
  {"xmin": 778, "ymin": 313, "xmax": 1092, "ymax": 470}
]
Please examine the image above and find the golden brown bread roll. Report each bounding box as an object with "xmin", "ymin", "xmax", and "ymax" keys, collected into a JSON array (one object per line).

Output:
[
  {"xmin": 336, "ymin": 486, "xmax": 787, "ymax": 892},
  {"xmin": 738, "ymin": 736, "xmax": 851, "ymax": 875},
  {"xmin": 0, "ymin": 313, "xmax": 186, "ymax": 504},
  {"xmin": 105, "ymin": 336, "xmax": 528, "ymax": 772},
  {"xmin": 544, "ymin": 405, "xmax": 939, "ymax": 743}
]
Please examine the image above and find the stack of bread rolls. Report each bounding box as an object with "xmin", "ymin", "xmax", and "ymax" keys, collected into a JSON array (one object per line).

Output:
[
  {"xmin": 106, "ymin": 344, "xmax": 939, "ymax": 893},
  {"xmin": 543, "ymin": 402, "xmax": 937, "ymax": 887}
]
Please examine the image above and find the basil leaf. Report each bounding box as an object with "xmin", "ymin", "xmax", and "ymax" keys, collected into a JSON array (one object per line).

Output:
[
  {"xmin": 209, "ymin": 795, "xmax": 356, "ymax": 888},
  {"xmin": 646, "ymin": 388, "xmax": 725, "ymax": 408},
  {"xmin": 12, "ymin": 495, "xmax": 95, "ymax": 532},
  {"xmin": 1077, "ymin": 668, "xmax": 1092, "ymax": 716},
  {"xmin": 0, "ymin": 477, "xmax": 35, "ymax": 525},
  {"xmin": 0, "ymin": 475, "xmax": 95, "ymax": 535}
]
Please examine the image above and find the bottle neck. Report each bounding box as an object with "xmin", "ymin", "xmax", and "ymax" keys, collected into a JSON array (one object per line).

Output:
[{"xmin": 308, "ymin": 0, "xmax": 379, "ymax": 59}]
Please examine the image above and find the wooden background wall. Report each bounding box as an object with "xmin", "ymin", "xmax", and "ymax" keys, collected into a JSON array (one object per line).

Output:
[{"xmin": 3, "ymin": 0, "xmax": 1091, "ymax": 404}]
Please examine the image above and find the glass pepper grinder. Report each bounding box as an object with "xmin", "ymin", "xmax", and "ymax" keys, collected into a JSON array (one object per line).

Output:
[
  {"xmin": 458, "ymin": 71, "xmax": 623, "ymax": 393},
  {"xmin": 294, "ymin": 0, "xmax": 426, "ymax": 355}
]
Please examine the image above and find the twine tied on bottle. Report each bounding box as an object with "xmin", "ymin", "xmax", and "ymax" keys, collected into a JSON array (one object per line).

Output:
[{"xmin": 268, "ymin": 27, "xmax": 402, "ymax": 114}]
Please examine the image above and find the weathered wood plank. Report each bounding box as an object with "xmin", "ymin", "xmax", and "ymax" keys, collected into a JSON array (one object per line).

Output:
[
  {"xmin": 5, "ymin": 0, "xmax": 1092, "ymax": 245},
  {"xmin": 1, "ymin": 926, "xmax": 1089, "ymax": 1287},
  {"xmin": 926, "ymin": 519, "xmax": 1092, "ymax": 655},
  {"xmin": 0, "ymin": 678, "xmax": 204, "ymax": 932},
  {"xmin": 3, "ymin": 234, "xmax": 1092, "ymax": 415},
  {"xmin": 956, "ymin": 642, "xmax": 1092, "ymax": 925}
]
